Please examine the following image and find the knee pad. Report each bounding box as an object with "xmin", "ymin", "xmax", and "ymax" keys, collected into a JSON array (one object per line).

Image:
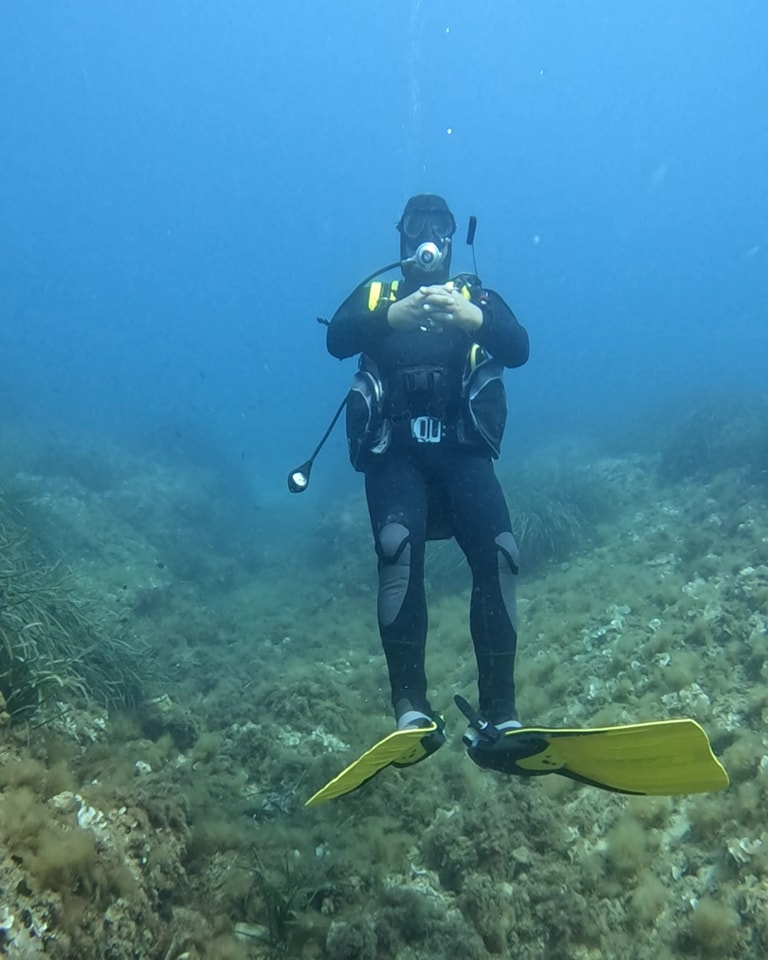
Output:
[
  {"xmin": 495, "ymin": 531, "xmax": 520, "ymax": 575},
  {"xmin": 495, "ymin": 531, "xmax": 519, "ymax": 627},
  {"xmin": 377, "ymin": 522, "xmax": 411, "ymax": 627},
  {"xmin": 378, "ymin": 522, "xmax": 410, "ymax": 564}
]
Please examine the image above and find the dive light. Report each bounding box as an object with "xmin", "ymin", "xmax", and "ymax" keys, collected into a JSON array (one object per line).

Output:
[{"xmin": 286, "ymin": 395, "xmax": 347, "ymax": 493}]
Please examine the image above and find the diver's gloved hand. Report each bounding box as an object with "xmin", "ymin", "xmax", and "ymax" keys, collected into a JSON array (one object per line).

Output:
[
  {"xmin": 388, "ymin": 283, "xmax": 483, "ymax": 333},
  {"xmin": 387, "ymin": 288, "xmax": 433, "ymax": 330},
  {"xmin": 423, "ymin": 282, "xmax": 483, "ymax": 333}
]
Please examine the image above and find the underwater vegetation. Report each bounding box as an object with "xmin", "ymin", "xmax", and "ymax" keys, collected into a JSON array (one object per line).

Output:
[
  {"xmin": 0, "ymin": 494, "xmax": 150, "ymax": 721},
  {"xmin": 658, "ymin": 393, "xmax": 768, "ymax": 486},
  {"xmin": 0, "ymin": 411, "xmax": 767, "ymax": 959},
  {"xmin": 504, "ymin": 458, "xmax": 615, "ymax": 571}
]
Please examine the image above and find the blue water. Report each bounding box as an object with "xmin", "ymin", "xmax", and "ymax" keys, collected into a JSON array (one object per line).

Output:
[{"xmin": 1, "ymin": 1, "xmax": 766, "ymax": 511}]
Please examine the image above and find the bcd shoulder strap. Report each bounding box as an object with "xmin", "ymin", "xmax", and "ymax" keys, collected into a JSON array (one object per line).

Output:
[{"xmin": 367, "ymin": 280, "xmax": 400, "ymax": 312}]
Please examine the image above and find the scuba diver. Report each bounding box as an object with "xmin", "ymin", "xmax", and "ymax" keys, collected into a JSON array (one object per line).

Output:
[
  {"xmin": 301, "ymin": 196, "xmax": 729, "ymax": 806},
  {"xmin": 326, "ymin": 194, "xmax": 530, "ymax": 770}
]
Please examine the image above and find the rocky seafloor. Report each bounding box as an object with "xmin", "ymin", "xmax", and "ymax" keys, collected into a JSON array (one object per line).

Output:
[{"xmin": 0, "ymin": 410, "xmax": 767, "ymax": 960}]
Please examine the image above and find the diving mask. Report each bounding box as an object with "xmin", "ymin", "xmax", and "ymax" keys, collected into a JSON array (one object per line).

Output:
[{"xmin": 400, "ymin": 209, "xmax": 456, "ymax": 242}]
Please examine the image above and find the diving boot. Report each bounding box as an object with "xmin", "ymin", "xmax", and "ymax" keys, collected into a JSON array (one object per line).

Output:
[{"xmin": 392, "ymin": 698, "xmax": 446, "ymax": 767}]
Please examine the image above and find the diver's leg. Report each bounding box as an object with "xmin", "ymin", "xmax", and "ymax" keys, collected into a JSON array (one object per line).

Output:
[
  {"xmin": 445, "ymin": 451, "xmax": 520, "ymax": 725},
  {"xmin": 364, "ymin": 454, "xmax": 432, "ymax": 722}
]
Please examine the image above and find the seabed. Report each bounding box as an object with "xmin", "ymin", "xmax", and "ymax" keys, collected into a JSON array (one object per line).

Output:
[{"xmin": 1, "ymin": 401, "xmax": 767, "ymax": 959}]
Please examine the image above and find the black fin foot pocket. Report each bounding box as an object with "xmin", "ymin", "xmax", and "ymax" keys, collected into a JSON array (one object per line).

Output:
[
  {"xmin": 392, "ymin": 714, "xmax": 446, "ymax": 768},
  {"xmin": 467, "ymin": 732, "xmax": 554, "ymax": 776}
]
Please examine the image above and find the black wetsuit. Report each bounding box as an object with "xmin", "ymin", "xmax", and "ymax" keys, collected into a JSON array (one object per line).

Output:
[{"xmin": 327, "ymin": 276, "xmax": 529, "ymax": 724}]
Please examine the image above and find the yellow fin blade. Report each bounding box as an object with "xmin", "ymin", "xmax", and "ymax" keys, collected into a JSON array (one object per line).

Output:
[
  {"xmin": 511, "ymin": 719, "xmax": 729, "ymax": 796},
  {"xmin": 306, "ymin": 724, "xmax": 438, "ymax": 807}
]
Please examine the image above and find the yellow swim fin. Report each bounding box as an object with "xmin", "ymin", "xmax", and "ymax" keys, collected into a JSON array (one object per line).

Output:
[
  {"xmin": 306, "ymin": 719, "xmax": 445, "ymax": 807},
  {"xmin": 465, "ymin": 713, "xmax": 729, "ymax": 796}
]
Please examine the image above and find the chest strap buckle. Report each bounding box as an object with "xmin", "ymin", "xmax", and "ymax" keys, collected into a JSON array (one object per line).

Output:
[{"xmin": 411, "ymin": 416, "xmax": 442, "ymax": 443}]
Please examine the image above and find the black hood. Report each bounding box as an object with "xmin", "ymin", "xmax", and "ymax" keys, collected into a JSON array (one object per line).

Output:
[{"xmin": 397, "ymin": 194, "xmax": 456, "ymax": 284}]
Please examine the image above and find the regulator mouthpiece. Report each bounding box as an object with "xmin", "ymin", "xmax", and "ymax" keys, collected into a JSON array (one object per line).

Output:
[{"xmin": 407, "ymin": 240, "xmax": 448, "ymax": 273}]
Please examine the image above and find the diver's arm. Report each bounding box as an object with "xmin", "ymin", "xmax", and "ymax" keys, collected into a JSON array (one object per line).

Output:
[
  {"xmin": 326, "ymin": 287, "xmax": 391, "ymax": 359},
  {"xmin": 472, "ymin": 291, "xmax": 529, "ymax": 368}
]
